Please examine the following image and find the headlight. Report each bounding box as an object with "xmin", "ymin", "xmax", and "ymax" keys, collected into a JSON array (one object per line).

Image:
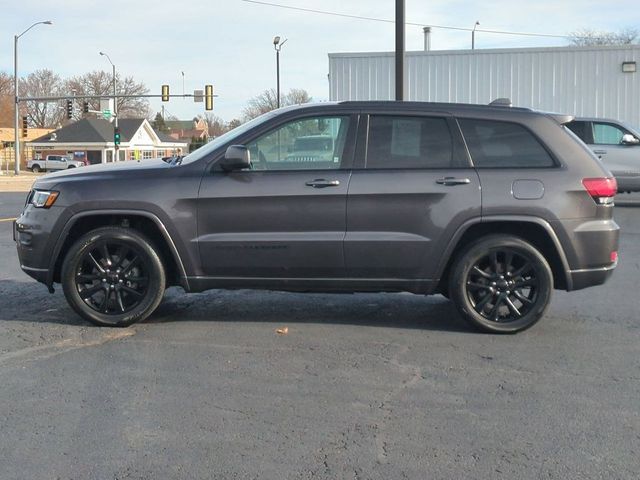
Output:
[{"xmin": 31, "ymin": 190, "xmax": 59, "ymax": 208}]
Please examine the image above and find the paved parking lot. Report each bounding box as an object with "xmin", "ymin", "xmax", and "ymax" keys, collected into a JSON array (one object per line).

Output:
[{"xmin": 0, "ymin": 191, "xmax": 639, "ymax": 479}]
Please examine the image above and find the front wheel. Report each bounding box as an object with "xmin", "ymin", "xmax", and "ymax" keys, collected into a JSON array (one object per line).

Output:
[
  {"xmin": 61, "ymin": 227, "xmax": 166, "ymax": 327},
  {"xmin": 448, "ymin": 235, "xmax": 553, "ymax": 333}
]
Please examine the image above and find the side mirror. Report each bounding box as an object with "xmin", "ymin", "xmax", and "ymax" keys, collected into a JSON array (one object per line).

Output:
[
  {"xmin": 220, "ymin": 145, "xmax": 251, "ymax": 171},
  {"xmin": 621, "ymin": 134, "xmax": 640, "ymax": 145}
]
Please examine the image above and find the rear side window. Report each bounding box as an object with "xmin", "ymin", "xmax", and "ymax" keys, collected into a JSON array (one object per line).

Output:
[
  {"xmin": 459, "ymin": 119, "xmax": 555, "ymax": 168},
  {"xmin": 566, "ymin": 121, "xmax": 589, "ymax": 141},
  {"xmin": 366, "ymin": 116, "xmax": 453, "ymax": 169}
]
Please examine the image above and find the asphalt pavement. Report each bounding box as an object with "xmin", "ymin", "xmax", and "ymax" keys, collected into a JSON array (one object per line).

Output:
[{"xmin": 0, "ymin": 191, "xmax": 639, "ymax": 479}]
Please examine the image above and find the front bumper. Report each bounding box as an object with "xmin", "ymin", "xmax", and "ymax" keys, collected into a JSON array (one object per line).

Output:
[{"xmin": 14, "ymin": 204, "xmax": 65, "ymax": 287}]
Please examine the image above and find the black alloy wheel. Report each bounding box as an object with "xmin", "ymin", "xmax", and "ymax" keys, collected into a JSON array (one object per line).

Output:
[
  {"xmin": 62, "ymin": 227, "xmax": 165, "ymax": 327},
  {"xmin": 75, "ymin": 241, "xmax": 149, "ymax": 315},
  {"xmin": 449, "ymin": 235, "xmax": 553, "ymax": 333}
]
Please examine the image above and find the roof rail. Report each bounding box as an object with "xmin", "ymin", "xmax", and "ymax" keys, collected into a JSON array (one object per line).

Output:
[{"xmin": 489, "ymin": 98, "xmax": 512, "ymax": 107}]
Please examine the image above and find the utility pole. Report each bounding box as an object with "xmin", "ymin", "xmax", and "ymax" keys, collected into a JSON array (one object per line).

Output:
[
  {"xmin": 13, "ymin": 20, "xmax": 52, "ymax": 175},
  {"xmin": 100, "ymin": 52, "xmax": 118, "ymax": 161},
  {"xmin": 395, "ymin": 0, "xmax": 405, "ymax": 101}
]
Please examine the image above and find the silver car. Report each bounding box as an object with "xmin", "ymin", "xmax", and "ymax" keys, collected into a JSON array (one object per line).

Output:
[{"xmin": 567, "ymin": 118, "xmax": 640, "ymax": 192}]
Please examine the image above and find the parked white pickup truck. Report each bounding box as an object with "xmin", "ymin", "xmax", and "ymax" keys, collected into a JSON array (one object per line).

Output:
[{"xmin": 27, "ymin": 155, "xmax": 85, "ymax": 172}]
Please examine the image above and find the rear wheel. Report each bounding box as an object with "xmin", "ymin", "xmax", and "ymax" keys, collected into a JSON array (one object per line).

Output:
[
  {"xmin": 31, "ymin": 165, "xmax": 41, "ymax": 173},
  {"xmin": 448, "ymin": 235, "xmax": 552, "ymax": 333},
  {"xmin": 61, "ymin": 227, "xmax": 165, "ymax": 327}
]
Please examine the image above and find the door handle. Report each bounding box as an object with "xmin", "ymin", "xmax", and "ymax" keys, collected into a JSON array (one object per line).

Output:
[
  {"xmin": 436, "ymin": 177, "xmax": 471, "ymax": 186},
  {"xmin": 593, "ymin": 150, "xmax": 607, "ymax": 155},
  {"xmin": 305, "ymin": 179, "xmax": 340, "ymax": 188}
]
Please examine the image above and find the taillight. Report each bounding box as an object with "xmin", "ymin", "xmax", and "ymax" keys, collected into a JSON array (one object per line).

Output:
[
  {"xmin": 582, "ymin": 177, "xmax": 617, "ymax": 204},
  {"xmin": 610, "ymin": 251, "xmax": 618, "ymax": 263}
]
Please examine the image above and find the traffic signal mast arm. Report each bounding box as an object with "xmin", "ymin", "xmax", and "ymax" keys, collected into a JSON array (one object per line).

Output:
[{"xmin": 17, "ymin": 92, "xmax": 219, "ymax": 102}]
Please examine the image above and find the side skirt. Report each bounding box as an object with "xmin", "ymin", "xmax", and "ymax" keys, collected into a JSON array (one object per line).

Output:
[{"xmin": 184, "ymin": 276, "xmax": 439, "ymax": 295}]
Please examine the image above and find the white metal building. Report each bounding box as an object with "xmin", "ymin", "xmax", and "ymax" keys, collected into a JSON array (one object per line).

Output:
[{"xmin": 328, "ymin": 45, "xmax": 640, "ymax": 128}]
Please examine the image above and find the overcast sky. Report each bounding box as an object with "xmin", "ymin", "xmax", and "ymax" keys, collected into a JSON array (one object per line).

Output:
[{"xmin": 2, "ymin": 0, "xmax": 639, "ymax": 121}]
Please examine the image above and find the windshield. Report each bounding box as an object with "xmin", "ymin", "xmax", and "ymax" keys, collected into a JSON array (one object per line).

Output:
[{"xmin": 180, "ymin": 110, "xmax": 280, "ymax": 165}]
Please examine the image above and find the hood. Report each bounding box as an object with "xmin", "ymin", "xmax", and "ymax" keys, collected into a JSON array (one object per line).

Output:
[{"xmin": 33, "ymin": 159, "xmax": 171, "ymax": 190}]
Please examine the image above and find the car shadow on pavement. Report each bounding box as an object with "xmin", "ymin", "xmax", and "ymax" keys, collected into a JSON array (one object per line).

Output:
[
  {"xmin": 149, "ymin": 288, "xmax": 471, "ymax": 333},
  {"xmin": 0, "ymin": 280, "xmax": 86, "ymax": 326},
  {"xmin": 0, "ymin": 281, "xmax": 471, "ymax": 333}
]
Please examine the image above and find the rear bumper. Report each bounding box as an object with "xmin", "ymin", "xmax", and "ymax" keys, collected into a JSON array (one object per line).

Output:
[
  {"xmin": 552, "ymin": 216, "xmax": 619, "ymax": 291},
  {"xmin": 568, "ymin": 262, "xmax": 616, "ymax": 291},
  {"xmin": 612, "ymin": 172, "xmax": 640, "ymax": 193}
]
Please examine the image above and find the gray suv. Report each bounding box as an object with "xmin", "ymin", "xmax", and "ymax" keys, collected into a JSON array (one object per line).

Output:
[
  {"xmin": 14, "ymin": 101, "xmax": 619, "ymax": 333},
  {"xmin": 567, "ymin": 117, "xmax": 640, "ymax": 192}
]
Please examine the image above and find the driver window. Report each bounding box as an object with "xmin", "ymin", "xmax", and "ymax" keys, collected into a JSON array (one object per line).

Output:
[
  {"xmin": 592, "ymin": 123, "xmax": 627, "ymax": 145},
  {"xmin": 246, "ymin": 116, "xmax": 350, "ymax": 170}
]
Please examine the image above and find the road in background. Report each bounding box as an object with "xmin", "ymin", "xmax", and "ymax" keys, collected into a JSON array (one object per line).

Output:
[{"xmin": 1, "ymin": 192, "xmax": 639, "ymax": 479}]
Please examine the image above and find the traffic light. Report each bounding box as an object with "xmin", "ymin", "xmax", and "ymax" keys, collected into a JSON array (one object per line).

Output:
[
  {"xmin": 114, "ymin": 126, "xmax": 121, "ymax": 145},
  {"xmin": 205, "ymin": 84, "xmax": 214, "ymax": 111},
  {"xmin": 83, "ymin": 101, "xmax": 89, "ymax": 114},
  {"xmin": 161, "ymin": 84, "xmax": 169, "ymax": 102},
  {"xmin": 21, "ymin": 116, "xmax": 28, "ymax": 137},
  {"xmin": 66, "ymin": 99, "xmax": 73, "ymax": 119}
]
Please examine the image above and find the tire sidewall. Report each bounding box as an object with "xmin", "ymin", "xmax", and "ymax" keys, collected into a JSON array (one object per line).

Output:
[
  {"xmin": 61, "ymin": 227, "xmax": 165, "ymax": 327},
  {"xmin": 449, "ymin": 235, "xmax": 553, "ymax": 334}
]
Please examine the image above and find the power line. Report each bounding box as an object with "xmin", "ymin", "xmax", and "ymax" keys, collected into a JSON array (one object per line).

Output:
[{"xmin": 240, "ymin": 0, "xmax": 575, "ymax": 39}]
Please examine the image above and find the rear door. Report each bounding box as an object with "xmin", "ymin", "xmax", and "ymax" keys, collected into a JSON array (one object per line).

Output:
[
  {"xmin": 197, "ymin": 113, "xmax": 356, "ymax": 278},
  {"xmin": 345, "ymin": 112, "xmax": 481, "ymax": 280},
  {"xmin": 47, "ymin": 156, "xmax": 65, "ymax": 170}
]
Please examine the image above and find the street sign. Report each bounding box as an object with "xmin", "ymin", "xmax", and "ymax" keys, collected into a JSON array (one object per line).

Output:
[
  {"xmin": 102, "ymin": 109, "xmax": 111, "ymax": 119},
  {"xmin": 194, "ymin": 90, "xmax": 203, "ymax": 103}
]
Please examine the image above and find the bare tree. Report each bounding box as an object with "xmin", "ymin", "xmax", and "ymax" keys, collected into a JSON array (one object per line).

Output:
[
  {"xmin": 203, "ymin": 112, "xmax": 228, "ymax": 137},
  {"xmin": 227, "ymin": 118, "xmax": 242, "ymax": 130},
  {"xmin": 242, "ymin": 88, "xmax": 312, "ymax": 121},
  {"xmin": 569, "ymin": 28, "xmax": 639, "ymax": 46},
  {"xmin": 65, "ymin": 70, "xmax": 150, "ymax": 119},
  {"xmin": 18, "ymin": 69, "xmax": 66, "ymax": 128},
  {"xmin": 286, "ymin": 88, "xmax": 312, "ymax": 106},
  {"xmin": 0, "ymin": 71, "xmax": 14, "ymax": 127}
]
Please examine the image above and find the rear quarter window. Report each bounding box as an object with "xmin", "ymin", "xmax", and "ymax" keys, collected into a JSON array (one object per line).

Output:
[{"xmin": 459, "ymin": 118, "xmax": 556, "ymax": 168}]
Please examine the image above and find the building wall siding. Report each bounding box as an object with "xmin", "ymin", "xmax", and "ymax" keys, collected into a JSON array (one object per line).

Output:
[{"xmin": 329, "ymin": 45, "xmax": 640, "ymax": 128}]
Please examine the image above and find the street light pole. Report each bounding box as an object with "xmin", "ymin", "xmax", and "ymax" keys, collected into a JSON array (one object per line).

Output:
[
  {"xmin": 273, "ymin": 36, "xmax": 287, "ymax": 109},
  {"xmin": 13, "ymin": 20, "xmax": 52, "ymax": 176},
  {"xmin": 100, "ymin": 52, "xmax": 118, "ymax": 161},
  {"xmin": 472, "ymin": 21, "xmax": 480, "ymax": 50}
]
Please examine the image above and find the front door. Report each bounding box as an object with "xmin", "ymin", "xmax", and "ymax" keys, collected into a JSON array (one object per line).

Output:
[
  {"xmin": 197, "ymin": 114, "xmax": 356, "ymax": 278},
  {"xmin": 590, "ymin": 121, "xmax": 640, "ymax": 174},
  {"xmin": 345, "ymin": 113, "xmax": 481, "ymax": 280}
]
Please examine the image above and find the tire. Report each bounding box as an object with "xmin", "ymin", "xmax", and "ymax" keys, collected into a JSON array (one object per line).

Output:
[
  {"xmin": 67, "ymin": 165, "xmax": 76, "ymax": 169},
  {"xmin": 31, "ymin": 165, "xmax": 41, "ymax": 173},
  {"xmin": 448, "ymin": 235, "xmax": 553, "ymax": 334},
  {"xmin": 61, "ymin": 227, "xmax": 166, "ymax": 327}
]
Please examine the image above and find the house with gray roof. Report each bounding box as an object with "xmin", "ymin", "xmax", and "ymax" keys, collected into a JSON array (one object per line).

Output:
[{"xmin": 27, "ymin": 118, "xmax": 188, "ymax": 164}]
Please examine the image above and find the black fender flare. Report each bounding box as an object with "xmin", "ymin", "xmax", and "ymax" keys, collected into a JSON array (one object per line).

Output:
[
  {"xmin": 434, "ymin": 215, "xmax": 573, "ymax": 291},
  {"xmin": 47, "ymin": 209, "xmax": 189, "ymax": 290}
]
